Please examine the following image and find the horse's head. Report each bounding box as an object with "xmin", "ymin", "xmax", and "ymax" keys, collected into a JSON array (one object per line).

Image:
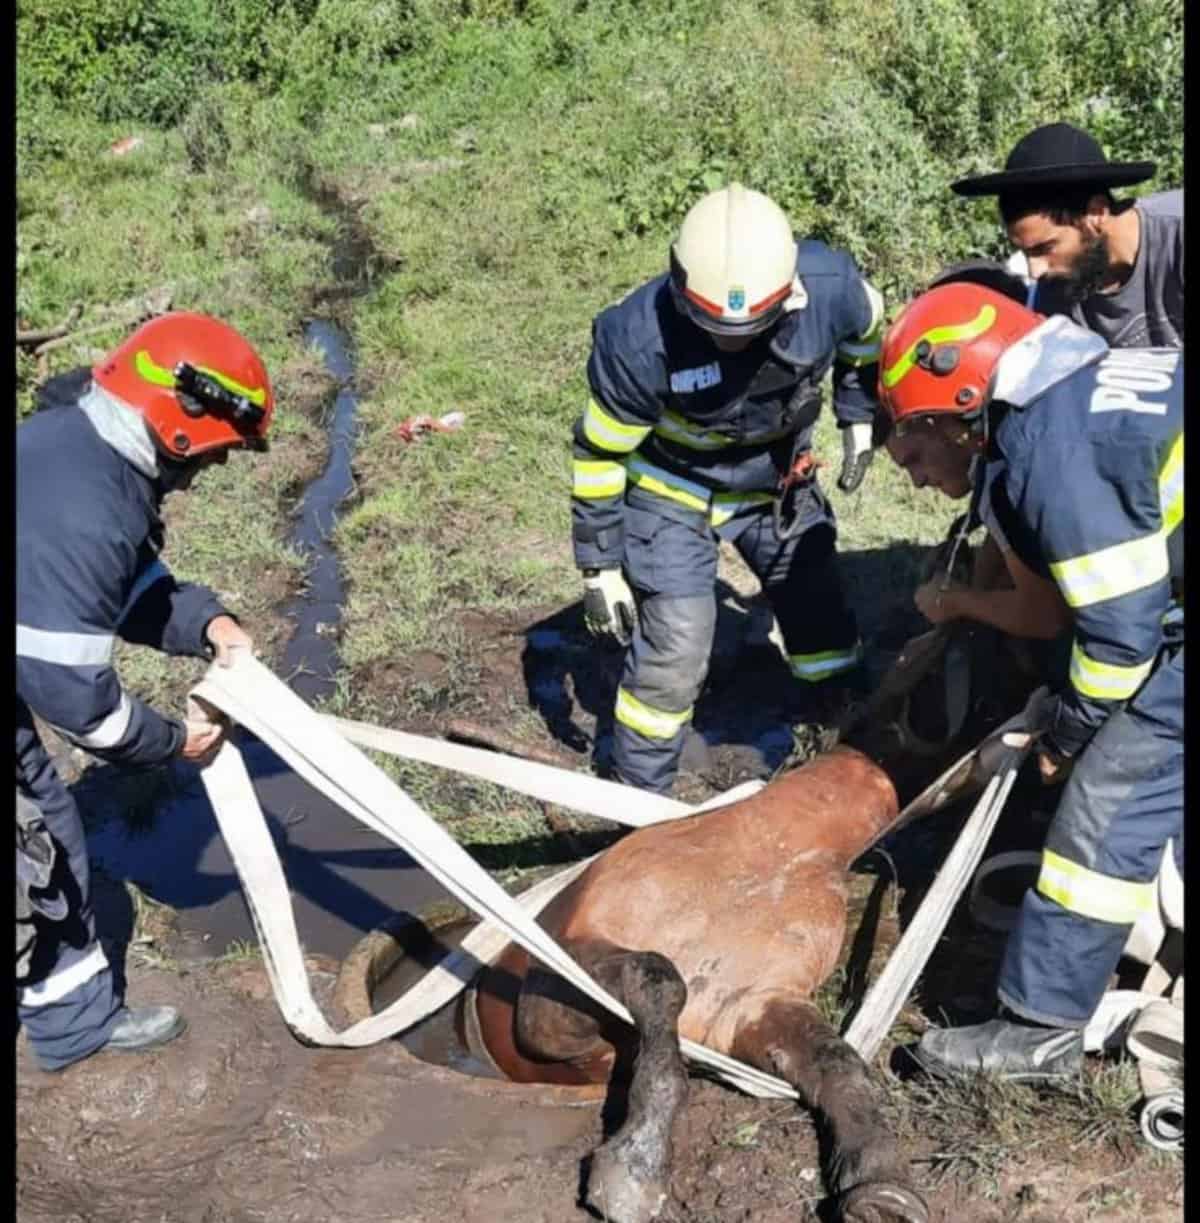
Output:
[{"xmin": 838, "ymin": 619, "xmax": 1040, "ymax": 806}]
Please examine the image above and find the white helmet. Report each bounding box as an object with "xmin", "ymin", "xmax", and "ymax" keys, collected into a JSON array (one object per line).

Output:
[{"xmin": 669, "ymin": 183, "xmax": 797, "ymax": 337}]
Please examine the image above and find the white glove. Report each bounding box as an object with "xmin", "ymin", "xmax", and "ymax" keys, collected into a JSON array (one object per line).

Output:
[
  {"xmin": 837, "ymin": 421, "xmax": 875, "ymax": 492},
  {"xmin": 582, "ymin": 568, "xmax": 637, "ymax": 646}
]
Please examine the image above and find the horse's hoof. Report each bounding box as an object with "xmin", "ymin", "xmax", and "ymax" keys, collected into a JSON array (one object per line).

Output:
[
  {"xmin": 839, "ymin": 1180, "xmax": 929, "ymax": 1223},
  {"xmin": 587, "ymin": 1144, "xmax": 669, "ymax": 1223}
]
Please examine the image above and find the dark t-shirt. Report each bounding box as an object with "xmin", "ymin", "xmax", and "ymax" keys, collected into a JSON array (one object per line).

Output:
[{"xmin": 1032, "ymin": 190, "xmax": 1183, "ymax": 347}]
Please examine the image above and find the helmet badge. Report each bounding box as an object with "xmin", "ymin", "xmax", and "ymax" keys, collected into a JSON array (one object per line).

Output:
[{"xmin": 727, "ymin": 285, "xmax": 746, "ymax": 312}]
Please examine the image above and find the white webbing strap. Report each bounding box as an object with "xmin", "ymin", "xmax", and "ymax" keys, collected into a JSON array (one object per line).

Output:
[
  {"xmin": 843, "ymin": 734, "xmax": 1032, "ymax": 1061},
  {"xmin": 192, "ymin": 654, "xmax": 796, "ymax": 1098},
  {"xmin": 322, "ymin": 714, "xmax": 696, "ymax": 826},
  {"xmin": 194, "ymin": 654, "xmax": 1025, "ymax": 1094}
]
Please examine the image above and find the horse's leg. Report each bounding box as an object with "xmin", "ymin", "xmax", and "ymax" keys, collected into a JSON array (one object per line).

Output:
[
  {"xmin": 515, "ymin": 941, "xmax": 688, "ymax": 1223},
  {"xmin": 730, "ymin": 998, "xmax": 928, "ymax": 1223}
]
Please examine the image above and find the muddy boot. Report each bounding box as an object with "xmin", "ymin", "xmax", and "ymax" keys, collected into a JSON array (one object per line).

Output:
[
  {"xmin": 790, "ymin": 670, "xmax": 867, "ymax": 735},
  {"xmin": 103, "ymin": 1005, "xmax": 187, "ymax": 1054},
  {"xmin": 914, "ymin": 1012, "xmax": 1082, "ymax": 1082}
]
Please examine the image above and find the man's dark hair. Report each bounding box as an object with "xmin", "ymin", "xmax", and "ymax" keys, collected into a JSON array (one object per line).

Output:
[
  {"xmin": 998, "ymin": 186, "xmax": 1118, "ymax": 226},
  {"xmin": 34, "ymin": 366, "xmax": 92, "ymax": 412}
]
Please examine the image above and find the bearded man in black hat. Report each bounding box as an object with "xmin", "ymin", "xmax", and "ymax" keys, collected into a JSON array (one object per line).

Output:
[{"xmin": 952, "ymin": 122, "xmax": 1182, "ymax": 348}]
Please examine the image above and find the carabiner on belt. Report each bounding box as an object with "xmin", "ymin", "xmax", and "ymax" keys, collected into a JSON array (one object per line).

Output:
[{"xmin": 773, "ymin": 451, "xmax": 824, "ymax": 540}]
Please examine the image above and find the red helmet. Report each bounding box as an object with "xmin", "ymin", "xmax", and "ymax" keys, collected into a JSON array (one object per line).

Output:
[
  {"xmin": 877, "ymin": 283, "xmax": 1040, "ymax": 430},
  {"xmin": 93, "ymin": 312, "xmax": 273, "ymax": 460}
]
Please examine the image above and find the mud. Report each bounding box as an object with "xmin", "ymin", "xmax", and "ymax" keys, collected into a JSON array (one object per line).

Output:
[
  {"xmin": 19, "ymin": 170, "xmax": 1180, "ymax": 1220},
  {"xmin": 17, "ymin": 863, "xmax": 1182, "ymax": 1223}
]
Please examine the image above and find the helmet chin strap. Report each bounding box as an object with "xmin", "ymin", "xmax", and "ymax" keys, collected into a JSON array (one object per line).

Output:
[
  {"xmin": 939, "ymin": 411, "xmax": 989, "ymax": 588},
  {"xmin": 157, "ymin": 454, "xmax": 203, "ymax": 492}
]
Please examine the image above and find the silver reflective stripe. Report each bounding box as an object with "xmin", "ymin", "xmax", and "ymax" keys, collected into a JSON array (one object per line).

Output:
[
  {"xmin": 19, "ymin": 943, "xmax": 109, "ymax": 1006},
  {"xmin": 16, "ymin": 625, "xmax": 115, "ymax": 666},
  {"xmin": 119, "ymin": 559, "xmax": 171, "ymax": 622},
  {"xmin": 78, "ymin": 383, "xmax": 160, "ymax": 479},
  {"xmin": 859, "ymin": 281, "xmax": 885, "ymax": 339},
  {"xmin": 789, "ymin": 643, "xmax": 863, "ymax": 681},
  {"xmin": 60, "ymin": 692, "xmax": 134, "ymax": 749},
  {"xmin": 836, "ymin": 338, "xmax": 881, "ymax": 366}
]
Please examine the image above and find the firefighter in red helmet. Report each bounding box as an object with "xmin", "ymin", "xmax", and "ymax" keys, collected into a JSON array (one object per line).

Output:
[
  {"xmin": 17, "ymin": 312, "xmax": 274, "ymax": 1071},
  {"xmin": 877, "ymin": 282, "xmax": 1183, "ymax": 1081}
]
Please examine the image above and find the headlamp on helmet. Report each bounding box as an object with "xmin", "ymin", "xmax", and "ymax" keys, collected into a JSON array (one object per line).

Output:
[{"xmin": 93, "ymin": 311, "xmax": 274, "ymax": 460}]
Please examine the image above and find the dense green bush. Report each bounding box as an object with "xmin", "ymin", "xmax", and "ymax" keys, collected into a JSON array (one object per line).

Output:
[
  {"xmin": 18, "ymin": 0, "xmax": 1181, "ymax": 298},
  {"xmin": 17, "ymin": 0, "xmax": 362, "ymax": 126}
]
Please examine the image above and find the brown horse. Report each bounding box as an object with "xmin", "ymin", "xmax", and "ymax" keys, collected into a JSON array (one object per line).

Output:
[{"xmin": 466, "ymin": 620, "xmax": 1039, "ymax": 1223}]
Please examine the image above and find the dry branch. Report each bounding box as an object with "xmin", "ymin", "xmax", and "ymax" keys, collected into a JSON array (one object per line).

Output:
[
  {"xmin": 19, "ymin": 286, "xmax": 175, "ymax": 385},
  {"xmin": 16, "ymin": 303, "xmax": 83, "ymax": 348}
]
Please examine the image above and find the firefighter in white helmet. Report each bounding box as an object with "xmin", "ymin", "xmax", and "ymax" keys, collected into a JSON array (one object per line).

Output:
[{"xmin": 572, "ymin": 183, "xmax": 885, "ymax": 794}]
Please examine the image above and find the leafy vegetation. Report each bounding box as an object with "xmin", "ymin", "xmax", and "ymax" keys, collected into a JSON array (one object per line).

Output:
[{"xmin": 18, "ymin": 0, "xmax": 1182, "ymax": 804}]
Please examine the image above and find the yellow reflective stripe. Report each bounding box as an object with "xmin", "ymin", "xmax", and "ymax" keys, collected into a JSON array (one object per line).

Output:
[
  {"xmin": 201, "ymin": 364, "xmax": 267, "ymax": 404},
  {"xmin": 133, "ymin": 350, "xmax": 267, "ymax": 405},
  {"xmin": 789, "ymin": 642, "xmax": 863, "ymax": 682},
  {"xmin": 710, "ymin": 491, "xmax": 775, "ymax": 527},
  {"xmin": 572, "ymin": 458, "xmax": 626, "ymax": 499},
  {"xmin": 1069, "ymin": 640, "xmax": 1154, "ymax": 701},
  {"xmin": 881, "ymin": 304, "xmax": 997, "ymax": 389},
  {"xmin": 626, "ymin": 457, "xmax": 710, "ymax": 512},
  {"xmin": 134, "ymin": 349, "xmax": 177, "ymax": 389},
  {"xmin": 1159, "ymin": 434, "xmax": 1183, "ymax": 535},
  {"xmin": 582, "ymin": 399, "xmax": 652, "ymax": 453},
  {"xmin": 654, "ymin": 408, "xmax": 733, "ymax": 451},
  {"xmin": 614, "ymin": 686, "xmax": 692, "ymax": 739},
  {"xmin": 1037, "ymin": 850, "xmax": 1155, "ymax": 925},
  {"xmin": 1049, "ymin": 532, "xmax": 1169, "ymax": 608}
]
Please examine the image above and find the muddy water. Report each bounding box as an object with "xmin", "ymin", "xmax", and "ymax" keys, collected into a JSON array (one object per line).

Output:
[
  {"xmin": 84, "ymin": 736, "xmax": 456, "ymax": 960},
  {"xmin": 278, "ymin": 318, "xmax": 358, "ymax": 705},
  {"xmin": 370, "ymin": 916, "xmax": 504, "ymax": 1078}
]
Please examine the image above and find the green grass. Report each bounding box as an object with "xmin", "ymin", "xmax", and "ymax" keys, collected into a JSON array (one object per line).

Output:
[
  {"xmin": 887, "ymin": 1055, "xmax": 1174, "ymax": 1199},
  {"xmin": 17, "ymin": 0, "xmax": 1182, "ymax": 817},
  {"xmin": 214, "ymin": 938, "xmax": 263, "ymax": 964}
]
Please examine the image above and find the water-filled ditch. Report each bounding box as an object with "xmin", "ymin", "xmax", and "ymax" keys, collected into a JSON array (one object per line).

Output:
[{"xmin": 86, "ymin": 187, "xmax": 461, "ymax": 964}]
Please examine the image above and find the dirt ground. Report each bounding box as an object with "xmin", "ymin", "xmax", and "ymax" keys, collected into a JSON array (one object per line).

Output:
[
  {"xmin": 17, "ymin": 596, "xmax": 1183, "ymax": 1223},
  {"xmin": 16, "ymin": 873, "xmax": 1182, "ymax": 1223}
]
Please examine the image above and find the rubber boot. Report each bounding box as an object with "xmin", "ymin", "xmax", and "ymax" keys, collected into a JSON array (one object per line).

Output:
[
  {"xmin": 915, "ymin": 1012, "xmax": 1082, "ymax": 1082},
  {"xmin": 103, "ymin": 1005, "xmax": 187, "ymax": 1054}
]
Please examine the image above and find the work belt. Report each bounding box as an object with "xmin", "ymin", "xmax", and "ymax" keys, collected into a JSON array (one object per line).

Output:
[{"xmin": 625, "ymin": 454, "xmax": 819, "ymax": 534}]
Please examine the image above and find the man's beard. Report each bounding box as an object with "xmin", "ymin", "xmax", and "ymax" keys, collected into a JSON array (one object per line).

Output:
[{"xmin": 1061, "ymin": 231, "xmax": 1113, "ymax": 304}]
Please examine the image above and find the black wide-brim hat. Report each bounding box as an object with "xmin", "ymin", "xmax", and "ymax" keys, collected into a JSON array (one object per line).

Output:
[{"xmin": 951, "ymin": 122, "xmax": 1156, "ymax": 196}]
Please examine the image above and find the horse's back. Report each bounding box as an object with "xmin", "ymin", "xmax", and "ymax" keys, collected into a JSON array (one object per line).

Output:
[{"xmin": 540, "ymin": 747, "xmax": 897, "ymax": 1045}]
